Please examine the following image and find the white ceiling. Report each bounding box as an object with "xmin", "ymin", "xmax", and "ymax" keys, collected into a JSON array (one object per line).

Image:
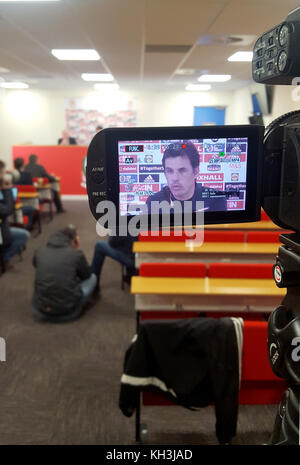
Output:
[{"xmin": 0, "ymin": 0, "xmax": 299, "ymax": 92}]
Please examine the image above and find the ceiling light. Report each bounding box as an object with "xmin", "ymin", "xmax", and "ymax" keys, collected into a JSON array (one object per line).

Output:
[
  {"xmin": 51, "ymin": 49, "xmax": 100, "ymax": 61},
  {"xmin": 175, "ymin": 69, "xmax": 195, "ymax": 75},
  {"xmin": 0, "ymin": 67, "xmax": 9, "ymax": 73},
  {"xmin": 198, "ymin": 74, "xmax": 231, "ymax": 82},
  {"xmin": 81, "ymin": 73, "xmax": 114, "ymax": 82},
  {"xmin": 227, "ymin": 51, "xmax": 253, "ymax": 62},
  {"xmin": 0, "ymin": 82, "xmax": 29, "ymax": 89},
  {"xmin": 185, "ymin": 84, "xmax": 211, "ymax": 91},
  {"xmin": 94, "ymin": 83, "xmax": 119, "ymax": 91}
]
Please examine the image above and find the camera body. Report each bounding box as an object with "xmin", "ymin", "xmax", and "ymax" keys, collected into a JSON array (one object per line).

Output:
[
  {"xmin": 87, "ymin": 7, "xmax": 300, "ymax": 234},
  {"xmin": 87, "ymin": 125, "xmax": 264, "ymax": 231},
  {"xmin": 253, "ymin": 7, "xmax": 300, "ymax": 85}
]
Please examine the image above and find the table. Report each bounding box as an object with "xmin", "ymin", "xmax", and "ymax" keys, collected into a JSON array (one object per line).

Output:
[
  {"xmin": 133, "ymin": 241, "xmax": 279, "ymax": 267},
  {"xmin": 131, "ymin": 276, "xmax": 285, "ymax": 313}
]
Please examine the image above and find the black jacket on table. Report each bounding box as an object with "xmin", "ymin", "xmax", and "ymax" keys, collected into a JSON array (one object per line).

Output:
[
  {"xmin": 119, "ymin": 317, "xmax": 242, "ymax": 444},
  {"xmin": 24, "ymin": 163, "xmax": 56, "ymax": 183},
  {"xmin": 0, "ymin": 189, "xmax": 14, "ymax": 246},
  {"xmin": 33, "ymin": 231, "xmax": 91, "ymax": 315},
  {"xmin": 146, "ymin": 183, "xmax": 227, "ymax": 212}
]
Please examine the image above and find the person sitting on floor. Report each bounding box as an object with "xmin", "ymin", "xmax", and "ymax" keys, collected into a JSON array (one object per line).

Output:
[
  {"xmin": 0, "ymin": 160, "xmax": 30, "ymax": 270},
  {"xmin": 32, "ymin": 225, "xmax": 97, "ymax": 323},
  {"xmin": 24, "ymin": 154, "xmax": 65, "ymax": 214},
  {"xmin": 91, "ymin": 235, "xmax": 137, "ymax": 294}
]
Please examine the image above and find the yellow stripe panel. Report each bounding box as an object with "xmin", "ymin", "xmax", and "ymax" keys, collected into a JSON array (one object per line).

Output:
[{"xmin": 131, "ymin": 277, "xmax": 285, "ymax": 296}]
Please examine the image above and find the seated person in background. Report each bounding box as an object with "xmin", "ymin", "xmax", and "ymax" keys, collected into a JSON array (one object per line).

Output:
[
  {"xmin": 0, "ymin": 160, "xmax": 30, "ymax": 269},
  {"xmin": 146, "ymin": 141, "xmax": 227, "ymax": 212},
  {"xmin": 12, "ymin": 157, "xmax": 35, "ymax": 230},
  {"xmin": 58, "ymin": 130, "xmax": 77, "ymax": 146},
  {"xmin": 24, "ymin": 154, "xmax": 65, "ymax": 213},
  {"xmin": 32, "ymin": 225, "xmax": 97, "ymax": 323},
  {"xmin": 13, "ymin": 157, "xmax": 33, "ymax": 185},
  {"xmin": 91, "ymin": 235, "xmax": 137, "ymax": 293}
]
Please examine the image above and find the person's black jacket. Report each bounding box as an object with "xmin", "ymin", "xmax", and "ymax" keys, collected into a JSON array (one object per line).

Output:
[
  {"xmin": 15, "ymin": 170, "xmax": 33, "ymax": 186},
  {"xmin": 119, "ymin": 318, "xmax": 242, "ymax": 444},
  {"xmin": 146, "ymin": 183, "xmax": 227, "ymax": 212},
  {"xmin": 24, "ymin": 163, "xmax": 56, "ymax": 183},
  {"xmin": 32, "ymin": 231, "xmax": 91, "ymax": 315},
  {"xmin": 58, "ymin": 137, "xmax": 77, "ymax": 145},
  {"xmin": 0, "ymin": 189, "xmax": 14, "ymax": 246}
]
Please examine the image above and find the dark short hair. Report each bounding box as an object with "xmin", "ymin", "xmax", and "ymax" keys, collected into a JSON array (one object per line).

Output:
[
  {"xmin": 29, "ymin": 154, "xmax": 38, "ymax": 164},
  {"xmin": 61, "ymin": 224, "xmax": 77, "ymax": 242},
  {"xmin": 162, "ymin": 141, "xmax": 199, "ymax": 170},
  {"xmin": 14, "ymin": 157, "xmax": 24, "ymax": 170},
  {"xmin": 0, "ymin": 160, "xmax": 5, "ymax": 170}
]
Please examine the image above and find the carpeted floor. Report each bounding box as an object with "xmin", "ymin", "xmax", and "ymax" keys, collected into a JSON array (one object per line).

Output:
[{"xmin": 0, "ymin": 200, "xmax": 278, "ymax": 445}]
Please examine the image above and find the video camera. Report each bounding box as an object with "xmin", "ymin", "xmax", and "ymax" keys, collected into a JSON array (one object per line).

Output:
[
  {"xmin": 87, "ymin": 7, "xmax": 300, "ymax": 235},
  {"xmin": 87, "ymin": 6, "xmax": 300, "ymax": 444}
]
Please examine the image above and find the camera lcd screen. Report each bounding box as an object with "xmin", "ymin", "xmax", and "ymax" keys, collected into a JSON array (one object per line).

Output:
[
  {"xmin": 86, "ymin": 125, "xmax": 263, "ymax": 226},
  {"xmin": 118, "ymin": 137, "xmax": 248, "ymax": 216}
]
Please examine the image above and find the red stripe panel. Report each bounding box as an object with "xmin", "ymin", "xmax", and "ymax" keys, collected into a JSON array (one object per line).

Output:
[
  {"xmin": 206, "ymin": 312, "xmax": 267, "ymax": 320},
  {"xmin": 139, "ymin": 263, "xmax": 207, "ymax": 278},
  {"xmin": 247, "ymin": 231, "xmax": 288, "ymax": 243},
  {"xmin": 138, "ymin": 230, "xmax": 245, "ymax": 242},
  {"xmin": 242, "ymin": 321, "xmax": 278, "ymax": 380},
  {"xmin": 204, "ymin": 230, "xmax": 245, "ymax": 242},
  {"xmin": 239, "ymin": 380, "xmax": 286, "ymax": 404},
  {"xmin": 139, "ymin": 231, "xmax": 193, "ymax": 242},
  {"xmin": 208, "ymin": 263, "xmax": 273, "ymax": 279},
  {"xmin": 140, "ymin": 312, "xmax": 201, "ymax": 321},
  {"xmin": 17, "ymin": 185, "xmax": 37, "ymax": 193},
  {"xmin": 260, "ymin": 210, "xmax": 270, "ymax": 221}
]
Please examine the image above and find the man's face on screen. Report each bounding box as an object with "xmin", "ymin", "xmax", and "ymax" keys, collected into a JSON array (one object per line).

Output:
[{"xmin": 164, "ymin": 155, "xmax": 199, "ymax": 201}]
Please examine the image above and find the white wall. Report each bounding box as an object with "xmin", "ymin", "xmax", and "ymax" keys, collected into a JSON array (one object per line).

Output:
[
  {"xmin": 0, "ymin": 87, "xmax": 233, "ymax": 167},
  {"xmin": 1, "ymin": 83, "xmax": 300, "ymax": 168},
  {"xmin": 228, "ymin": 83, "xmax": 300, "ymax": 127}
]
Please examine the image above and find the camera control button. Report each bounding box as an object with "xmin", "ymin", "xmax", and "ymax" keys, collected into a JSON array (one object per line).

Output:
[{"xmin": 92, "ymin": 171, "xmax": 105, "ymax": 184}]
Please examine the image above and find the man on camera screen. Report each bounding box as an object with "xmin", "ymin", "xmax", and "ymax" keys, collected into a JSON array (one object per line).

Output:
[{"xmin": 146, "ymin": 140, "xmax": 227, "ymax": 212}]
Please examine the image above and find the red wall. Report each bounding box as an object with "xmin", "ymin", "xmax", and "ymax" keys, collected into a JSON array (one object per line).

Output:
[{"xmin": 12, "ymin": 146, "xmax": 88, "ymax": 195}]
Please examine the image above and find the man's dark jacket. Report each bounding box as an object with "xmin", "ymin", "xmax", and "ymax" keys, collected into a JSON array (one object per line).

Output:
[
  {"xmin": 146, "ymin": 183, "xmax": 227, "ymax": 212},
  {"xmin": 15, "ymin": 170, "xmax": 33, "ymax": 185},
  {"xmin": 24, "ymin": 163, "xmax": 56, "ymax": 182},
  {"xmin": 0, "ymin": 189, "xmax": 14, "ymax": 246},
  {"xmin": 33, "ymin": 231, "xmax": 91, "ymax": 315}
]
